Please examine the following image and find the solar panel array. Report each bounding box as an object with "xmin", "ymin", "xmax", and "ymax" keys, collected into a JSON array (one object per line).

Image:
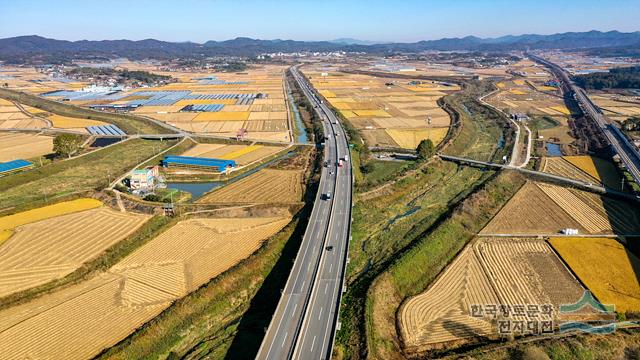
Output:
[
  {"xmin": 0, "ymin": 159, "xmax": 33, "ymax": 175},
  {"xmin": 87, "ymin": 124, "xmax": 126, "ymax": 136},
  {"xmin": 181, "ymin": 104, "xmax": 224, "ymax": 112},
  {"xmin": 125, "ymin": 91, "xmax": 191, "ymax": 106}
]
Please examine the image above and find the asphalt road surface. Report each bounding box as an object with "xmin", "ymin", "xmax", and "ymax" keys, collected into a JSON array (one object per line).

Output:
[{"xmin": 256, "ymin": 66, "xmax": 352, "ymax": 360}]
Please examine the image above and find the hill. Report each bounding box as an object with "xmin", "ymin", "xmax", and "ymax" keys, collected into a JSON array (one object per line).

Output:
[{"xmin": 1, "ymin": 31, "xmax": 639, "ymax": 63}]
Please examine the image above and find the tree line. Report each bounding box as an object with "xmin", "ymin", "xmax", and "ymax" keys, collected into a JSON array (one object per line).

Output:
[{"xmin": 574, "ymin": 66, "xmax": 640, "ymax": 90}]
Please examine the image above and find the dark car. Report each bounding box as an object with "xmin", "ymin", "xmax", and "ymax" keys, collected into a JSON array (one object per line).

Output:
[{"xmin": 325, "ymin": 245, "xmax": 334, "ymax": 251}]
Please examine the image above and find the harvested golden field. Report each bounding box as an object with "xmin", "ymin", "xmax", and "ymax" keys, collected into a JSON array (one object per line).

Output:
[
  {"xmin": 550, "ymin": 105, "xmax": 571, "ymax": 115},
  {"xmin": 0, "ymin": 198, "xmax": 102, "ymax": 233},
  {"xmin": 48, "ymin": 114, "xmax": 107, "ymax": 129},
  {"xmin": 542, "ymin": 157, "xmax": 598, "ymax": 184},
  {"xmin": 481, "ymin": 182, "xmax": 585, "ymax": 235},
  {"xmin": 193, "ymin": 111, "xmax": 251, "ymax": 121},
  {"xmin": 0, "ymin": 206, "xmax": 149, "ymax": 297},
  {"xmin": 198, "ymin": 169, "xmax": 303, "ymax": 203},
  {"xmin": 550, "ymin": 237, "xmax": 640, "ymax": 313},
  {"xmin": 181, "ymin": 143, "xmax": 285, "ymax": 166},
  {"xmin": 386, "ymin": 127, "xmax": 449, "ymax": 149},
  {"xmin": 302, "ymin": 67, "xmax": 455, "ymax": 149},
  {"xmin": 0, "ymin": 132, "xmax": 54, "ymax": 162},
  {"xmin": 0, "ymin": 216, "xmax": 290, "ymax": 360},
  {"xmin": 563, "ymin": 155, "xmax": 620, "ymax": 188},
  {"xmin": 537, "ymin": 183, "xmax": 640, "ymax": 234},
  {"xmin": 482, "ymin": 182, "xmax": 640, "ymax": 235},
  {"xmin": 400, "ymin": 238, "xmax": 584, "ymax": 351}
]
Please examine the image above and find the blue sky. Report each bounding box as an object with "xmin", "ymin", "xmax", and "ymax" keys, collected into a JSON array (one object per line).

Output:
[{"xmin": 1, "ymin": 0, "xmax": 638, "ymax": 42}]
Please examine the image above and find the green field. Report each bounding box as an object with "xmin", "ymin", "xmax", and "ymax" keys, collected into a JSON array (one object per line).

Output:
[{"xmin": 0, "ymin": 138, "xmax": 175, "ymax": 210}]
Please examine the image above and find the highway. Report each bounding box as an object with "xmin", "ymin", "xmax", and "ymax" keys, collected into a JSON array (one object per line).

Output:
[
  {"xmin": 528, "ymin": 53, "xmax": 640, "ymax": 186},
  {"xmin": 256, "ymin": 65, "xmax": 352, "ymax": 360}
]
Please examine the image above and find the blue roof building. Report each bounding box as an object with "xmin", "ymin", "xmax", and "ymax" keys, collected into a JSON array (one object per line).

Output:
[
  {"xmin": 162, "ymin": 156, "xmax": 236, "ymax": 171},
  {"xmin": 0, "ymin": 159, "xmax": 34, "ymax": 176}
]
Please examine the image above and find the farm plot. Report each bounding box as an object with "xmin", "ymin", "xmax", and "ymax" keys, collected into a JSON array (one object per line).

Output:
[
  {"xmin": 197, "ymin": 169, "xmax": 303, "ymax": 203},
  {"xmin": 563, "ymin": 155, "xmax": 620, "ymax": 188},
  {"xmin": 550, "ymin": 237, "xmax": 640, "ymax": 313},
  {"xmin": 181, "ymin": 143, "xmax": 285, "ymax": 166},
  {"xmin": 537, "ymin": 183, "xmax": 640, "ymax": 234},
  {"xmin": 0, "ymin": 216, "xmax": 290, "ymax": 360},
  {"xmin": 385, "ymin": 127, "xmax": 449, "ymax": 149},
  {"xmin": 48, "ymin": 114, "xmax": 107, "ymax": 130},
  {"xmin": 542, "ymin": 157, "xmax": 599, "ymax": 184},
  {"xmin": 0, "ymin": 204, "xmax": 149, "ymax": 297},
  {"xmin": 480, "ymin": 182, "xmax": 585, "ymax": 235},
  {"xmin": 0, "ymin": 132, "xmax": 54, "ymax": 162},
  {"xmin": 303, "ymin": 67, "xmax": 455, "ymax": 149},
  {"xmin": 482, "ymin": 182, "xmax": 640, "ymax": 235},
  {"xmin": 400, "ymin": 238, "xmax": 585, "ymax": 351}
]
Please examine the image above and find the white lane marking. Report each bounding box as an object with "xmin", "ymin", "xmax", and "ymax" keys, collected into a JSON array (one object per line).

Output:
[
  {"xmin": 310, "ymin": 336, "xmax": 316, "ymax": 352},
  {"xmin": 318, "ymin": 306, "xmax": 323, "ymax": 320},
  {"xmin": 329, "ymin": 263, "xmax": 333, "ymax": 273},
  {"xmin": 301, "ymin": 280, "xmax": 305, "ymax": 288},
  {"xmin": 293, "ymin": 303, "xmax": 298, "ymax": 317},
  {"xmin": 325, "ymin": 282, "xmax": 329, "ymax": 294},
  {"xmin": 282, "ymin": 332, "xmax": 288, "ymax": 348},
  {"xmin": 308, "ymin": 262, "xmax": 311, "ymax": 270}
]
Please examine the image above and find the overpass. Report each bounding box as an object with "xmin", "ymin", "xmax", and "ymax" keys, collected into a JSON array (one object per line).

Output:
[
  {"xmin": 256, "ymin": 66, "xmax": 352, "ymax": 360},
  {"xmin": 439, "ymin": 154, "xmax": 639, "ymax": 202},
  {"xmin": 527, "ymin": 53, "xmax": 640, "ymax": 187}
]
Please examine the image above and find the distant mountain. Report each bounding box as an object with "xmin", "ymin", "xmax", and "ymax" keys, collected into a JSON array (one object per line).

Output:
[
  {"xmin": 1, "ymin": 31, "xmax": 639, "ymax": 63},
  {"xmin": 330, "ymin": 38, "xmax": 382, "ymax": 45}
]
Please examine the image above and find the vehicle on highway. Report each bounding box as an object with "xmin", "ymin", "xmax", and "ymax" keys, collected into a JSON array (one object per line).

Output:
[
  {"xmin": 323, "ymin": 192, "xmax": 332, "ymax": 200},
  {"xmin": 338, "ymin": 159, "xmax": 344, "ymax": 167},
  {"xmin": 343, "ymin": 154, "xmax": 349, "ymax": 161},
  {"xmin": 325, "ymin": 245, "xmax": 334, "ymax": 251}
]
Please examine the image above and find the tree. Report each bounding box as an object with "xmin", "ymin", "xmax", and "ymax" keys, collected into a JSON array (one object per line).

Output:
[
  {"xmin": 53, "ymin": 134, "xmax": 84, "ymax": 158},
  {"xmin": 416, "ymin": 139, "xmax": 435, "ymax": 161}
]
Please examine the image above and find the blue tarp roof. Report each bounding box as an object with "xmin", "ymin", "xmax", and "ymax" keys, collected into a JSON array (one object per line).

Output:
[
  {"xmin": 162, "ymin": 155, "xmax": 236, "ymax": 169},
  {"xmin": 0, "ymin": 159, "xmax": 33, "ymax": 174}
]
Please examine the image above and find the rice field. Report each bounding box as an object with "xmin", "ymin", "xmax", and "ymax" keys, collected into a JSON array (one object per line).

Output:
[
  {"xmin": 0, "ymin": 216, "xmax": 290, "ymax": 360},
  {"xmin": 400, "ymin": 238, "xmax": 585, "ymax": 351},
  {"xmin": 542, "ymin": 157, "xmax": 599, "ymax": 184},
  {"xmin": 1, "ymin": 65, "xmax": 292, "ymax": 142},
  {"xmin": 563, "ymin": 155, "xmax": 620, "ymax": 188},
  {"xmin": 197, "ymin": 169, "xmax": 303, "ymax": 203},
  {"xmin": 0, "ymin": 103, "xmax": 48, "ymax": 130},
  {"xmin": 0, "ymin": 132, "xmax": 54, "ymax": 162},
  {"xmin": 385, "ymin": 128, "xmax": 449, "ymax": 149},
  {"xmin": 48, "ymin": 114, "xmax": 107, "ymax": 129},
  {"xmin": 180, "ymin": 143, "xmax": 286, "ymax": 165},
  {"xmin": 481, "ymin": 182, "xmax": 640, "ymax": 235},
  {"xmin": 0, "ymin": 205, "xmax": 149, "ymax": 297},
  {"xmin": 549, "ymin": 237, "xmax": 640, "ymax": 313},
  {"xmin": 302, "ymin": 67, "xmax": 456, "ymax": 149}
]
